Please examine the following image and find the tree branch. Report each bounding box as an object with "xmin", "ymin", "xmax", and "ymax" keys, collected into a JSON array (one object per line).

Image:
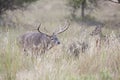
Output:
[{"xmin": 108, "ymin": 0, "xmax": 120, "ymax": 4}]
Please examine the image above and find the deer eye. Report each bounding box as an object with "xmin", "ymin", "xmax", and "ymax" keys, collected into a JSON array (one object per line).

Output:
[{"xmin": 51, "ymin": 38, "xmax": 54, "ymax": 40}]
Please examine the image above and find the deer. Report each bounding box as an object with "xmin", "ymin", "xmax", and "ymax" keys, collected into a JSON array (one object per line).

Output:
[
  {"xmin": 18, "ymin": 22, "xmax": 70, "ymax": 57},
  {"xmin": 90, "ymin": 25, "xmax": 109, "ymax": 54}
]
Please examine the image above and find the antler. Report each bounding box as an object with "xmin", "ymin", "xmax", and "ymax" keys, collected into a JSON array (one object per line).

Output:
[
  {"xmin": 54, "ymin": 21, "xmax": 70, "ymax": 35},
  {"xmin": 44, "ymin": 27, "xmax": 50, "ymax": 33},
  {"xmin": 37, "ymin": 23, "xmax": 50, "ymax": 36},
  {"xmin": 37, "ymin": 23, "xmax": 41, "ymax": 33}
]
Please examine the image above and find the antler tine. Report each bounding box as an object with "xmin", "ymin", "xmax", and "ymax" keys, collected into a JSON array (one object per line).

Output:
[
  {"xmin": 54, "ymin": 21, "xmax": 70, "ymax": 35},
  {"xmin": 37, "ymin": 23, "xmax": 41, "ymax": 33},
  {"xmin": 44, "ymin": 27, "xmax": 49, "ymax": 33}
]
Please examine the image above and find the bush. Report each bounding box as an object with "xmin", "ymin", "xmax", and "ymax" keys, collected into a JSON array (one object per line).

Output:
[{"xmin": 0, "ymin": 0, "xmax": 38, "ymax": 14}]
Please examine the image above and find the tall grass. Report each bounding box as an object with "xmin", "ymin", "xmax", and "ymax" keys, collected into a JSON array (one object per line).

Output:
[
  {"xmin": 0, "ymin": 28, "xmax": 35, "ymax": 80},
  {"xmin": 0, "ymin": 26, "xmax": 120, "ymax": 80},
  {"xmin": 0, "ymin": 0, "xmax": 120, "ymax": 79}
]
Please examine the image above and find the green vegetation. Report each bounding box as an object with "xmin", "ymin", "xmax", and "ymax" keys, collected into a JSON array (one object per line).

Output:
[
  {"xmin": 0, "ymin": 0, "xmax": 38, "ymax": 14},
  {"xmin": 67, "ymin": 0, "xmax": 97, "ymax": 20}
]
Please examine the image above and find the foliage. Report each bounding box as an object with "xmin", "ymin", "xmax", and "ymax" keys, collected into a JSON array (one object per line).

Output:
[
  {"xmin": 67, "ymin": 0, "xmax": 97, "ymax": 9},
  {"xmin": 0, "ymin": 0, "xmax": 38, "ymax": 14},
  {"xmin": 67, "ymin": 0, "xmax": 98, "ymax": 19},
  {"xmin": 68, "ymin": 0, "xmax": 83, "ymax": 9}
]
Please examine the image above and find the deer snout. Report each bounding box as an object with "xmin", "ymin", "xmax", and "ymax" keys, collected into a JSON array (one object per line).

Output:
[{"xmin": 57, "ymin": 41, "xmax": 60, "ymax": 44}]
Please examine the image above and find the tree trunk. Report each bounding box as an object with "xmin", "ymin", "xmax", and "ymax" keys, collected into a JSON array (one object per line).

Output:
[
  {"xmin": 71, "ymin": 8, "xmax": 76, "ymax": 18},
  {"xmin": 118, "ymin": 0, "xmax": 120, "ymax": 3},
  {"xmin": 81, "ymin": 0, "xmax": 86, "ymax": 20}
]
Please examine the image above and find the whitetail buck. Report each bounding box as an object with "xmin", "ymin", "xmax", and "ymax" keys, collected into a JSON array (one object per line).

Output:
[{"xmin": 19, "ymin": 22, "xmax": 70, "ymax": 56}]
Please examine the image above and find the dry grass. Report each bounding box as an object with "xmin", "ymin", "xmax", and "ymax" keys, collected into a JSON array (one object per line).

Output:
[
  {"xmin": 0, "ymin": 0, "xmax": 120, "ymax": 80},
  {"xmin": 0, "ymin": 26, "xmax": 120, "ymax": 80}
]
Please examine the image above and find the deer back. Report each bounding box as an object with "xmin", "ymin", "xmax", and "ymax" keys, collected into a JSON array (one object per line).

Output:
[{"xmin": 20, "ymin": 32, "xmax": 52, "ymax": 50}]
